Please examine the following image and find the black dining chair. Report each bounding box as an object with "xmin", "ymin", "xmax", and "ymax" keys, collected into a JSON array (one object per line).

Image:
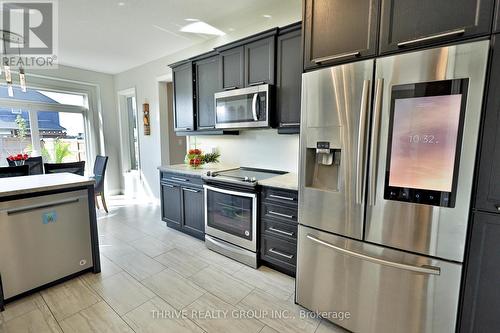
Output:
[
  {"xmin": 0, "ymin": 165, "xmax": 30, "ymax": 178},
  {"xmin": 44, "ymin": 161, "xmax": 86, "ymax": 176},
  {"xmin": 7, "ymin": 156, "xmax": 44, "ymax": 175},
  {"xmin": 92, "ymin": 155, "xmax": 109, "ymax": 213}
]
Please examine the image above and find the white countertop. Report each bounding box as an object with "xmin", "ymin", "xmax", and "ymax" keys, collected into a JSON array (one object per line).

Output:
[
  {"xmin": 258, "ymin": 172, "xmax": 298, "ymax": 191},
  {"xmin": 158, "ymin": 163, "xmax": 238, "ymax": 177},
  {"xmin": 0, "ymin": 173, "xmax": 95, "ymax": 198}
]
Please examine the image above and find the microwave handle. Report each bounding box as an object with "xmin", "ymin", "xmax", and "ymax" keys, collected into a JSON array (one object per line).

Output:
[{"xmin": 252, "ymin": 93, "xmax": 259, "ymax": 121}]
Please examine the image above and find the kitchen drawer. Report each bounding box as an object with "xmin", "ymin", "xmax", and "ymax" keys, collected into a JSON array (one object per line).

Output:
[
  {"xmin": 262, "ymin": 218, "xmax": 297, "ymax": 242},
  {"xmin": 260, "ymin": 234, "xmax": 296, "ymax": 273},
  {"xmin": 161, "ymin": 172, "xmax": 203, "ymax": 186},
  {"xmin": 261, "ymin": 202, "xmax": 297, "ymax": 225},
  {"xmin": 261, "ymin": 187, "xmax": 298, "ymax": 207}
]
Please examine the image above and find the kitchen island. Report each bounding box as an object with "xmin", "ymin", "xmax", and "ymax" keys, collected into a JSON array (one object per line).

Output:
[{"xmin": 0, "ymin": 173, "xmax": 100, "ymax": 311}]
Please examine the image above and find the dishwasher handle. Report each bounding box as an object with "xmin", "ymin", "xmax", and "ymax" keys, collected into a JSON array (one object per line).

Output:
[{"xmin": 6, "ymin": 198, "xmax": 82, "ymax": 216}]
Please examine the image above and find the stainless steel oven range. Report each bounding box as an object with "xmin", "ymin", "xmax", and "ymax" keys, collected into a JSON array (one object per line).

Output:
[{"xmin": 203, "ymin": 167, "xmax": 286, "ymax": 267}]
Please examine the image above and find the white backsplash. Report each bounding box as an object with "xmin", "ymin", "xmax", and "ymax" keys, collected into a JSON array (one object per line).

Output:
[{"xmin": 188, "ymin": 129, "xmax": 299, "ymax": 173}]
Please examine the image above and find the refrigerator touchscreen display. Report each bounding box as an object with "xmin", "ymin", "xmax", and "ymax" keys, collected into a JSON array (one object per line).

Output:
[
  {"xmin": 384, "ymin": 79, "xmax": 468, "ymax": 207},
  {"xmin": 389, "ymin": 95, "xmax": 462, "ymax": 192}
]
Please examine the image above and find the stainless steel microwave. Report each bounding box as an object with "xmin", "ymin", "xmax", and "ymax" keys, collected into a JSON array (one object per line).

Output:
[{"xmin": 214, "ymin": 84, "xmax": 271, "ymax": 129}]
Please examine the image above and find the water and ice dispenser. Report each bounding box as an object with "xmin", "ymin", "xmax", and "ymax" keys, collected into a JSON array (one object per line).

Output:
[{"xmin": 304, "ymin": 141, "xmax": 341, "ymax": 192}]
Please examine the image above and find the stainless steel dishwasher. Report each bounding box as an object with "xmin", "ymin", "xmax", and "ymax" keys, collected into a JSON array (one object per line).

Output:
[{"xmin": 0, "ymin": 190, "xmax": 93, "ymax": 299}]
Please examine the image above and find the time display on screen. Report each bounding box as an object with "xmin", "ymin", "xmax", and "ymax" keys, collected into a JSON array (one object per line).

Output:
[{"xmin": 408, "ymin": 135, "xmax": 439, "ymax": 144}]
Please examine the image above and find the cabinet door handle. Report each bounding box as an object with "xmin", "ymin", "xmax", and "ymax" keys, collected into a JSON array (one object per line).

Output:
[
  {"xmin": 269, "ymin": 227, "xmax": 294, "ymax": 237},
  {"xmin": 162, "ymin": 183, "xmax": 175, "ymax": 188},
  {"xmin": 313, "ymin": 51, "xmax": 360, "ymax": 64},
  {"xmin": 269, "ymin": 248, "xmax": 294, "ymax": 259},
  {"xmin": 397, "ymin": 28, "xmax": 465, "ymax": 47},
  {"xmin": 182, "ymin": 188, "xmax": 200, "ymax": 193},
  {"xmin": 268, "ymin": 210, "xmax": 294, "ymax": 219},
  {"xmin": 171, "ymin": 177, "xmax": 188, "ymax": 182},
  {"xmin": 280, "ymin": 122, "xmax": 300, "ymax": 127},
  {"xmin": 269, "ymin": 194, "xmax": 295, "ymax": 201},
  {"xmin": 249, "ymin": 81, "xmax": 266, "ymax": 86},
  {"xmin": 224, "ymin": 86, "xmax": 238, "ymax": 90}
]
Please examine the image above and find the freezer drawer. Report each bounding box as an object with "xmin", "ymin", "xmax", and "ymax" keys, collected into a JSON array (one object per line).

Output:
[
  {"xmin": 0, "ymin": 190, "xmax": 93, "ymax": 299},
  {"xmin": 296, "ymin": 225, "xmax": 461, "ymax": 333}
]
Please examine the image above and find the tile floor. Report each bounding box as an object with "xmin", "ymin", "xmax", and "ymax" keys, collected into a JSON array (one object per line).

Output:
[{"xmin": 0, "ymin": 196, "xmax": 348, "ymax": 333}]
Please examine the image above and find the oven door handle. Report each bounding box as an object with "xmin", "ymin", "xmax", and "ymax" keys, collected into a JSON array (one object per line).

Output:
[
  {"xmin": 203, "ymin": 185, "xmax": 257, "ymax": 199},
  {"xmin": 306, "ymin": 234, "xmax": 441, "ymax": 275}
]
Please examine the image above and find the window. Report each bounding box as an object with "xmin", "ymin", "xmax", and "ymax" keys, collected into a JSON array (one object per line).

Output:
[
  {"xmin": 126, "ymin": 96, "xmax": 139, "ymax": 170},
  {"xmin": 0, "ymin": 85, "xmax": 89, "ymax": 167}
]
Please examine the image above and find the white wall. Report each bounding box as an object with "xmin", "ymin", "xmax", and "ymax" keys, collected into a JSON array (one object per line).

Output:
[
  {"xmin": 114, "ymin": 3, "xmax": 301, "ymax": 199},
  {"xmin": 27, "ymin": 65, "xmax": 121, "ymax": 194},
  {"xmin": 190, "ymin": 130, "xmax": 299, "ymax": 172}
]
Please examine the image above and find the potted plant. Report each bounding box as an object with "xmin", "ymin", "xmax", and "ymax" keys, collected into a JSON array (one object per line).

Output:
[{"xmin": 7, "ymin": 153, "xmax": 29, "ymax": 166}]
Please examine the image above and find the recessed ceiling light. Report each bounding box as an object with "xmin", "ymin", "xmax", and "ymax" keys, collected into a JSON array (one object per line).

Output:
[
  {"xmin": 228, "ymin": 28, "xmax": 235, "ymax": 32},
  {"xmin": 180, "ymin": 21, "xmax": 225, "ymax": 36},
  {"xmin": 185, "ymin": 18, "xmax": 199, "ymax": 22},
  {"xmin": 262, "ymin": 14, "xmax": 272, "ymax": 19},
  {"xmin": 117, "ymin": 2, "xmax": 125, "ymax": 6}
]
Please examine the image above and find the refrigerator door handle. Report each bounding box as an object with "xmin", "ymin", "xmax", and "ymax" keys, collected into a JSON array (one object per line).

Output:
[
  {"xmin": 306, "ymin": 234, "xmax": 441, "ymax": 275},
  {"xmin": 356, "ymin": 79, "xmax": 371, "ymax": 204},
  {"xmin": 368, "ymin": 78, "xmax": 384, "ymax": 206}
]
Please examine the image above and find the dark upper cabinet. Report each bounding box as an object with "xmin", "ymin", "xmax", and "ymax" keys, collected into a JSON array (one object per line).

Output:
[
  {"xmin": 172, "ymin": 62, "xmax": 195, "ymax": 131},
  {"xmin": 244, "ymin": 36, "xmax": 276, "ymax": 86},
  {"xmin": 276, "ymin": 24, "xmax": 302, "ymax": 133},
  {"xmin": 181, "ymin": 187, "xmax": 205, "ymax": 239},
  {"xmin": 303, "ymin": 0, "xmax": 380, "ymax": 70},
  {"xmin": 220, "ymin": 47, "xmax": 244, "ymax": 90},
  {"xmin": 379, "ymin": 0, "xmax": 495, "ymax": 54},
  {"xmin": 475, "ymin": 35, "xmax": 500, "ymax": 214},
  {"xmin": 195, "ymin": 55, "xmax": 221, "ymax": 130},
  {"xmin": 460, "ymin": 212, "xmax": 500, "ymax": 332},
  {"xmin": 161, "ymin": 182, "xmax": 181, "ymax": 227}
]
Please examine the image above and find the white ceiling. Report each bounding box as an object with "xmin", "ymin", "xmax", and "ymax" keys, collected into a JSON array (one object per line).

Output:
[{"xmin": 58, "ymin": 0, "xmax": 301, "ymax": 74}]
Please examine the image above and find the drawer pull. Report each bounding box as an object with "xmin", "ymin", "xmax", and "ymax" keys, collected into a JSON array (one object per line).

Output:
[
  {"xmin": 224, "ymin": 86, "xmax": 238, "ymax": 90},
  {"xmin": 269, "ymin": 194, "xmax": 295, "ymax": 201},
  {"xmin": 306, "ymin": 234, "xmax": 441, "ymax": 275},
  {"xmin": 249, "ymin": 81, "xmax": 266, "ymax": 86},
  {"xmin": 268, "ymin": 210, "xmax": 294, "ymax": 219},
  {"xmin": 269, "ymin": 248, "xmax": 294, "ymax": 259},
  {"xmin": 171, "ymin": 177, "xmax": 188, "ymax": 182},
  {"xmin": 269, "ymin": 227, "xmax": 294, "ymax": 237},
  {"xmin": 182, "ymin": 188, "xmax": 200, "ymax": 193},
  {"xmin": 313, "ymin": 51, "xmax": 360, "ymax": 64},
  {"xmin": 162, "ymin": 183, "xmax": 175, "ymax": 188},
  {"xmin": 397, "ymin": 28, "xmax": 465, "ymax": 47}
]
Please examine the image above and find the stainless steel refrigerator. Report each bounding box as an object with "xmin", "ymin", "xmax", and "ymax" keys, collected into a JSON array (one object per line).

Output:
[{"xmin": 296, "ymin": 40, "xmax": 489, "ymax": 333}]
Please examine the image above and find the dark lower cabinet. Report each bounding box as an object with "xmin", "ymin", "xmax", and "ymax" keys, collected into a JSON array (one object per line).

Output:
[
  {"xmin": 195, "ymin": 54, "xmax": 220, "ymax": 130},
  {"xmin": 260, "ymin": 186, "xmax": 298, "ymax": 277},
  {"xmin": 460, "ymin": 212, "xmax": 500, "ymax": 332},
  {"xmin": 161, "ymin": 182, "xmax": 182, "ymax": 227},
  {"xmin": 277, "ymin": 23, "xmax": 302, "ymax": 134},
  {"xmin": 303, "ymin": 0, "xmax": 380, "ymax": 70},
  {"xmin": 379, "ymin": 0, "xmax": 495, "ymax": 54},
  {"xmin": 244, "ymin": 36, "xmax": 275, "ymax": 86},
  {"xmin": 181, "ymin": 187, "xmax": 205, "ymax": 239},
  {"xmin": 475, "ymin": 35, "xmax": 500, "ymax": 213},
  {"xmin": 160, "ymin": 173, "xmax": 205, "ymax": 240},
  {"xmin": 220, "ymin": 47, "xmax": 244, "ymax": 90},
  {"xmin": 172, "ymin": 61, "xmax": 195, "ymax": 132}
]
